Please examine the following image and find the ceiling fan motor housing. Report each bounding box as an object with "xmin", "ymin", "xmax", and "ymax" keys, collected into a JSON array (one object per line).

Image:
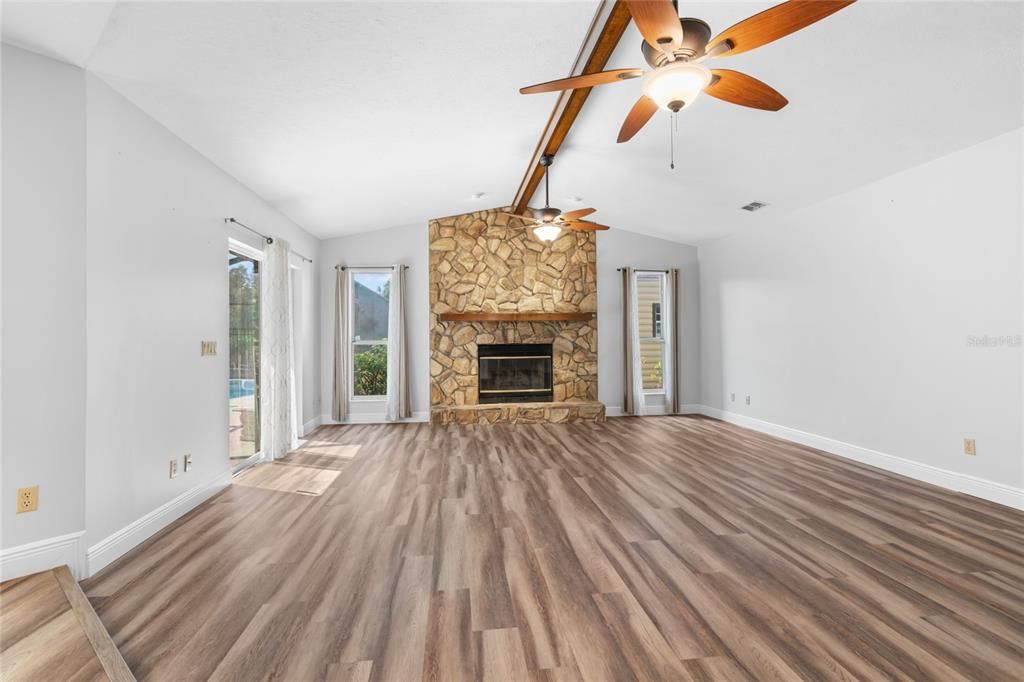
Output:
[
  {"xmin": 535, "ymin": 206, "xmax": 562, "ymax": 222},
  {"xmin": 642, "ymin": 18, "xmax": 712, "ymax": 67}
]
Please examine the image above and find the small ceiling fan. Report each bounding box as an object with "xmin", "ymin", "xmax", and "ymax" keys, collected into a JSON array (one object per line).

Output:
[
  {"xmin": 520, "ymin": 0, "xmax": 856, "ymax": 144},
  {"xmin": 503, "ymin": 155, "xmax": 610, "ymax": 242}
]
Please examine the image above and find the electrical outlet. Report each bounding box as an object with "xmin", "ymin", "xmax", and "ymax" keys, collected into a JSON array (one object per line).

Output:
[
  {"xmin": 201, "ymin": 340, "xmax": 217, "ymax": 356},
  {"xmin": 169, "ymin": 458, "xmax": 179, "ymax": 478},
  {"xmin": 964, "ymin": 438, "xmax": 976, "ymax": 456},
  {"xmin": 730, "ymin": 393, "xmax": 735, "ymax": 403},
  {"xmin": 745, "ymin": 395, "xmax": 751, "ymax": 405},
  {"xmin": 16, "ymin": 486, "xmax": 38, "ymax": 513},
  {"xmin": 184, "ymin": 454, "xmax": 193, "ymax": 473}
]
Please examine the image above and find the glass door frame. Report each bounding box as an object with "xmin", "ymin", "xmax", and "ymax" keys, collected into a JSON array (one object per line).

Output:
[{"xmin": 228, "ymin": 238, "xmax": 265, "ymax": 474}]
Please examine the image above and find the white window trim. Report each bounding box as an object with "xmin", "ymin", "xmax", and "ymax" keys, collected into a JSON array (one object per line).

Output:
[
  {"xmin": 228, "ymin": 237, "xmax": 265, "ymax": 262},
  {"xmin": 347, "ymin": 268, "xmax": 393, "ymax": 402},
  {"xmin": 638, "ymin": 271, "xmax": 668, "ymax": 395}
]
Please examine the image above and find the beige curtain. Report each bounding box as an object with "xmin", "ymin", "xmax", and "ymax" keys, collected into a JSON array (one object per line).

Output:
[
  {"xmin": 331, "ymin": 266, "xmax": 349, "ymax": 421},
  {"xmin": 665, "ymin": 268, "xmax": 681, "ymax": 414},
  {"xmin": 385, "ymin": 265, "xmax": 411, "ymax": 420},
  {"xmin": 622, "ymin": 268, "xmax": 646, "ymax": 415}
]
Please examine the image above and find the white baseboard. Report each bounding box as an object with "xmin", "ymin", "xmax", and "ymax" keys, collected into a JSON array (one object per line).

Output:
[
  {"xmin": 319, "ymin": 411, "xmax": 429, "ymax": 426},
  {"xmin": 86, "ymin": 469, "xmax": 232, "ymax": 578},
  {"xmin": 302, "ymin": 415, "xmax": 322, "ymax": 436},
  {"xmin": 0, "ymin": 531, "xmax": 86, "ymax": 581},
  {"xmin": 605, "ymin": 404, "xmax": 703, "ymax": 418},
  {"xmin": 700, "ymin": 406, "xmax": 1024, "ymax": 511}
]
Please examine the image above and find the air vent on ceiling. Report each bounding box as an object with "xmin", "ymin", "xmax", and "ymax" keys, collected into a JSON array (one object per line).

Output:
[{"xmin": 740, "ymin": 201, "xmax": 768, "ymax": 212}]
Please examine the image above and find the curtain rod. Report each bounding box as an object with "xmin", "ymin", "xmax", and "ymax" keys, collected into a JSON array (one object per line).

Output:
[
  {"xmin": 617, "ymin": 268, "xmax": 671, "ymax": 273},
  {"xmin": 336, "ymin": 265, "xmax": 409, "ymax": 271},
  {"xmin": 224, "ymin": 217, "xmax": 313, "ymax": 263}
]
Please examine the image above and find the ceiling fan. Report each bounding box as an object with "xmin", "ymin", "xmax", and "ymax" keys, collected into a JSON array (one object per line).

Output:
[
  {"xmin": 503, "ymin": 155, "xmax": 610, "ymax": 242},
  {"xmin": 520, "ymin": 0, "xmax": 856, "ymax": 144}
]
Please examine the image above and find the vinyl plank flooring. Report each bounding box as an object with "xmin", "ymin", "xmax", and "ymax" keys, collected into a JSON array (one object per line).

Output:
[
  {"xmin": 79, "ymin": 418, "xmax": 1024, "ymax": 680},
  {"xmin": 0, "ymin": 567, "xmax": 133, "ymax": 682}
]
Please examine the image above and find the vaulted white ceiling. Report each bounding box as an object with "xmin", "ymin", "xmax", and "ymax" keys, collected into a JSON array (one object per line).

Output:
[
  {"xmin": 547, "ymin": 1, "xmax": 1024, "ymax": 244},
  {"xmin": 3, "ymin": 1, "xmax": 1022, "ymax": 244}
]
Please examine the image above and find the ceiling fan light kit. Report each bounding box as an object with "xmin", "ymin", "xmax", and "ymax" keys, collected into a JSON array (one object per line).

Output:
[
  {"xmin": 533, "ymin": 224, "xmax": 563, "ymax": 242},
  {"xmin": 643, "ymin": 61, "xmax": 711, "ymax": 112}
]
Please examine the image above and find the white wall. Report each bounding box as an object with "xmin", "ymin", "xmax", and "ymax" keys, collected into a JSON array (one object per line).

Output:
[
  {"xmin": 598, "ymin": 230, "xmax": 701, "ymax": 413},
  {"xmin": 1, "ymin": 44, "xmax": 324, "ymax": 578},
  {"xmin": 699, "ymin": 129, "xmax": 1023, "ymax": 491},
  {"xmin": 319, "ymin": 223, "xmax": 430, "ymax": 421},
  {"xmin": 84, "ymin": 73, "xmax": 321, "ymax": 552},
  {"xmin": 1, "ymin": 45, "xmax": 87, "ymax": 551}
]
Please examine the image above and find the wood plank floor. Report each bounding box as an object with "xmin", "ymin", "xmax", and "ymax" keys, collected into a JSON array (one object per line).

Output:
[
  {"xmin": 1, "ymin": 566, "xmax": 134, "ymax": 681},
  {"xmin": 83, "ymin": 416, "xmax": 1024, "ymax": 681}
]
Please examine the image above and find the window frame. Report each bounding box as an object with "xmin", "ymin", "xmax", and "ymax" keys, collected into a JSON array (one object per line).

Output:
[
  {"xmin": 347, "ymin": 267, "xmax": 393, "ymax": 402},
  {"xmin": 636, "ymin": 271, "xmax": 667, "ymax": 395}
]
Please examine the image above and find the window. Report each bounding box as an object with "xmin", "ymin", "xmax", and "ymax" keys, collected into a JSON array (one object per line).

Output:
[
  {"xmin": 636, "ymin": 272, "xmax": 666, "ymax": 391},
  {"xmin": 350, "ymin": 270, "xmax": 392, "ymax": 398},
  {"xmin": 229, "ymin": 248, "xmax": 260, "ymax": 461}
]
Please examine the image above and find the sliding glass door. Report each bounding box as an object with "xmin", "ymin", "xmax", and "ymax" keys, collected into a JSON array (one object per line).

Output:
[{"xmin": 229, "ymin": 249, "xmax": 260, "ymax": 461}]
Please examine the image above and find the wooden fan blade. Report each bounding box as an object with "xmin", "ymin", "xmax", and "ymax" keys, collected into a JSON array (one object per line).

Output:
[
  {"xmin": 564, "ymin": 220, "xmax": 610, "ymax": 232},
  {"xmin": 706, "ymin": 70, "xmax": 788, "ymax": 111},
  {"xmin": 520, "ymin": 69, "xmax": 643, "ymax": 95},
  {"xmin": 559, "ymin": 208, "xmax": 596, "ymax": 221},
  {"xmin": 705, "ymin": 0, "xmax": 856, "ymax": 58},
  {"xmin": 626, "ymin": 0, "xmax": 683, "ymax": 56},
  {"xmin": 617, "ymin": 96, "xmax": 659, "ymax": 143},
  {"xmin": 501, "ymin": 212, "xmax": 537, "ymax": 223}
]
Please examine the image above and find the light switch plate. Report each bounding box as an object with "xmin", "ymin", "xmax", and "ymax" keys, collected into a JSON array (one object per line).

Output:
[{"xmin": 201, "ymin": 340, "xmax": 217, "ymax": 356}]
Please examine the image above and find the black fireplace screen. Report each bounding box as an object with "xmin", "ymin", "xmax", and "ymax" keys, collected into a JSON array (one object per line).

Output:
[{"xmin": 478, "ymin": 343, "xmax": 553, "ymax": 404}]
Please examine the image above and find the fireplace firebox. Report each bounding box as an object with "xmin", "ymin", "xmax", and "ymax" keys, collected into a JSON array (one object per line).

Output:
[{"xmin": 478, "ymin": 343, "xmax": 553, "ymax": 404}]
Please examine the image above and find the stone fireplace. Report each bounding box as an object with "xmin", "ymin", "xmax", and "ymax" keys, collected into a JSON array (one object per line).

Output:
[{"xmin": 429, "ymin": 207, "xmax": 605, "ymax": 424}]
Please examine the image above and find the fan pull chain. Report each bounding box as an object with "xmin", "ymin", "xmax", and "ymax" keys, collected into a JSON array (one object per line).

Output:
[{"xmin": 669, "ymin": 112, "xmax": 677, "ymax": 170}]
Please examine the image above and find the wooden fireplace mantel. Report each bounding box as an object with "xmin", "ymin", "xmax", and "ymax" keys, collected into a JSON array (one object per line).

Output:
[{"xmin": 438, "ymin": 312, "xmax": 594, "ymax": 323}]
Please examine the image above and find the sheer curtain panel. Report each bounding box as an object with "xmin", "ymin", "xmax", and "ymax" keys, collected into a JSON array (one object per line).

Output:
[
  {"xmin": 384, "ymin": 265, "xmax": 411, "ymax": 421},
  {"xmin": 261, "ymin": 239, "xmax": 297, "ymax": 460},
  {"xmin": 622, "ymin": 268, "xmax": 646, "ymax": 416}
]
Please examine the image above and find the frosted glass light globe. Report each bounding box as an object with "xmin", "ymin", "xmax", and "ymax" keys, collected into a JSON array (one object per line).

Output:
[
  {"xmin": 643, "ymin": 62, "xmax": 712, "ymax": 112},
  {"xmin": 533, "ymin": 224, "xmax": 562, "ymax": 242}
]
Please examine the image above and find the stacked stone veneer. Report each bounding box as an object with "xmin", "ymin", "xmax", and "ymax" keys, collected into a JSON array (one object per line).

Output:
[{"xmin": 429, "ymin": 207, "xmax": 604, "ymax": 424}]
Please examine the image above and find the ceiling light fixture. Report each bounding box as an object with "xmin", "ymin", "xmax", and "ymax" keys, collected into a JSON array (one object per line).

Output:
[
  {"xmin": 533, "ymin": 223, "xmax": 562, "ymax": 242},
  {"xmin": 642, "ymin": 61, "xmax": 711, "ymax": 112},
  {"xmin": 471, "ymin": 192, "xmax": 486, "ymax": 200}
]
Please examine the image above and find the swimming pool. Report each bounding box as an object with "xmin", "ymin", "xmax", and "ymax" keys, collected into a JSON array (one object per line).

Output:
[{"xmin": 229, "ymin": 378, "xmax": 256, "ymax": 399}]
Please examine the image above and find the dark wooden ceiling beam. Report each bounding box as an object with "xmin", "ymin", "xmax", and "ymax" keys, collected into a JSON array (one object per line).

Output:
[{"xmin": 512, "ymin": 1, "xmax": 632, "ymax": 214}]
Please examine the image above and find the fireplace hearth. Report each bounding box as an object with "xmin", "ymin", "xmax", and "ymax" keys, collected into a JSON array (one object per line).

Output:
[{"xmin": 478, "ymin": 343, "xmax": 553, "ymax": 404}]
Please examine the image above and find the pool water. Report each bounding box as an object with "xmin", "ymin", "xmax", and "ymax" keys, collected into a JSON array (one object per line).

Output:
[{"xmin": 229, "ymin": 378, "xmax": 256, "ymax": 399}]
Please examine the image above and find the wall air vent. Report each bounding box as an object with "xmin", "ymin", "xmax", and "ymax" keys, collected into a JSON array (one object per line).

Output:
[{"xmin": 740, "ymin": 201, "xmax": 768, "ymax": 212}]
